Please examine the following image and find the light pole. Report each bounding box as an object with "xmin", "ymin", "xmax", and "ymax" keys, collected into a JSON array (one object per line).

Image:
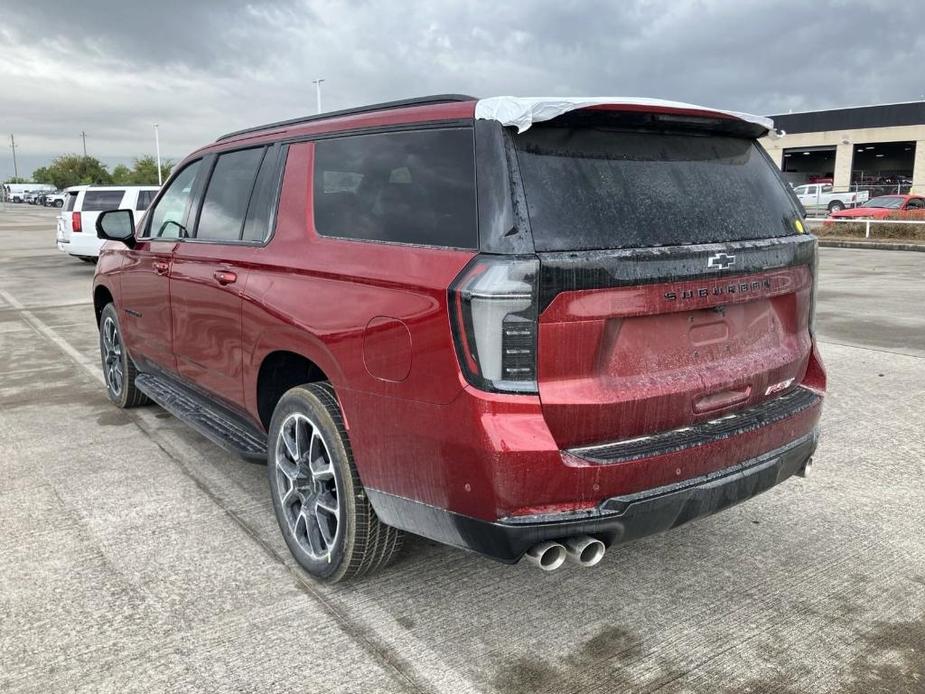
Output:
[
  {"xmin": 81, "ymin": 131, "xmax": 87, "ymax": 157},
  {"xmin": 154, "ymin": 123, "xmax": 163, "ymax": 186},
  {"xmin": 9, "ymin": 134, "xmax": 18, "ymax": 179},
  {"xmin": 312, "ymin": 78, "xmax": 325, "ymax": 114}
]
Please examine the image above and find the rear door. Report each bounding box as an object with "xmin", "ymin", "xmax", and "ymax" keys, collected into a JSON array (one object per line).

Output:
[
  {"xmin": 170, "ymin": 145, "xmax": 281, "ymax": 407},
  {"xmin": 512, "ymin": 123, "xmax": 814, "ymax": 449},
  {"xmin": 798, "ymin": 184, "xmax": 822, "ymax": 213}
]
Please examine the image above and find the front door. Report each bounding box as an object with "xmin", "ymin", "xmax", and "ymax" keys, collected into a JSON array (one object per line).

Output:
[
  {"xmin": 120, "ymin": 160, "xmax": 204, "ymax": 373},
  {"xmin": 119, "ymin": 239, "xmax": 178, "ymax": 372}
]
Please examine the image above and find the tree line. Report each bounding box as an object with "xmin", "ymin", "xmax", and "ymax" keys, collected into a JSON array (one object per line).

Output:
[{"xmin": 22, "ymin": 154, "xmax": 174, "ymax": 190}]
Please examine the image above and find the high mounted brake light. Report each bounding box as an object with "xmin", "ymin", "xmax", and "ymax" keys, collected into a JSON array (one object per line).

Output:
[{"xmin": 449, "ymin": 255, "xmax": 540, "ymax": 394}]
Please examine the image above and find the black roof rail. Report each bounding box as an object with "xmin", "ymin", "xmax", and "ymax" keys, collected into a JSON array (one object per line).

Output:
[{"xmin": 216, "ymin": 94, "xmax": 478, "ymax": 142}]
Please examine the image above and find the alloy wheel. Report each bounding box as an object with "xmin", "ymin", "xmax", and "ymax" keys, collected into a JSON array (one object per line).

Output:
[
  {"xmin": 273, "ymin": 413, "xmax": 340, "ymax": 561},
  {"xmin": 101, "ymin": 316, "xmax": 124, "ymax": 397}
]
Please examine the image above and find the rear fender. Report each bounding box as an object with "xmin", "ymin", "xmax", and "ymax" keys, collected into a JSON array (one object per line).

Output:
[{"xmin": 244, "ymin": 325, "xmax": 347, "ymax": 424}]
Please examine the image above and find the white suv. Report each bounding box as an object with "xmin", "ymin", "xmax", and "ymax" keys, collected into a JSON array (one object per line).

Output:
[{"xmin": 56, "ymin": 185, "xmax": 160, "ymax": 262}]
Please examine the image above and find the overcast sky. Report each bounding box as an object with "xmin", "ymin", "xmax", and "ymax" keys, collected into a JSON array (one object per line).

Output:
[{"xmin": 2, "ymin": 0, "xmax": 924, "ymax": 180}]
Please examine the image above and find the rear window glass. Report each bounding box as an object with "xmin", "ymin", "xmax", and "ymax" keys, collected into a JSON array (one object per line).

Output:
[
  {"xmin": 136, "ymin": 190, "xmax": 157, "ymax": 210},
  {"xmin": 196, "ymin": 147, "xmax": 265, "ymax": 241},
  {"xmin": 313, "ymin": 128, "xmax": 477, "ymax": 248},
  {"xmin": 63, "ymin": 192, "xmax": 78, "ymax": 211},
  {"xmin": 514, "ymin": 128, "xmax": 801, "ymax": 251},
  {"xmin": 81, "ymin": 190, "xmax": 126, "ymax": 212}
]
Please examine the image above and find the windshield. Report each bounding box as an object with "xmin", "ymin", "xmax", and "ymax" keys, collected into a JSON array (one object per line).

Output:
[
  {"xmin": 514, "ymin": 127, "xmax": 801, "ymax": 251},
  {"xmin": 864, "ymin": 196, "xmax": 904, "ymax": 209}
]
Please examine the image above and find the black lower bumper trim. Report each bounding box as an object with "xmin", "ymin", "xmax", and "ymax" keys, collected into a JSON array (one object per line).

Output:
[
  {"xmin": 366, "ymin": 431, "xmax": 817, "ymax": 564},
  {"xmin": 567, "ymin": 387, "xmax": 821, "ymax": 464}
]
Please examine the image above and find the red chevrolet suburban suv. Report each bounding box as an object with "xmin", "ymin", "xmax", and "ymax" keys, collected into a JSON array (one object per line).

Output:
[{"xmin": 92, "ymin": 95, "xmax": 825, "ymax": 582}]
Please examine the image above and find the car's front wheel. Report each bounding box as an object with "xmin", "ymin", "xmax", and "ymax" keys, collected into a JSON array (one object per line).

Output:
[
  {"xmin": 267, "ymin": 383, "xmax": 403, "ymax": 582},
  {"xmin": 98, "ymin": 303, "xmax": 150, "ymax": 408}
]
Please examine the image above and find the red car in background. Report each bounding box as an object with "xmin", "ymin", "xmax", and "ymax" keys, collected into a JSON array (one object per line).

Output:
[{"xmin": 829, "ymin": 194, "xmax": 925, "ymax": 219}]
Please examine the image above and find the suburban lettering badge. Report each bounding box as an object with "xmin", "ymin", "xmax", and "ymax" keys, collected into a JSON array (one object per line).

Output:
[{"xmin": 664, "ymin": 278, "xmax": 773, "ymax": 301}]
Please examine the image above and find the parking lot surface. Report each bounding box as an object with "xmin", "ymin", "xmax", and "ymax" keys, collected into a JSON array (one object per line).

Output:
[{"xmin": 1, "ymin": 203, "xmax": 923, "ymax": 693}]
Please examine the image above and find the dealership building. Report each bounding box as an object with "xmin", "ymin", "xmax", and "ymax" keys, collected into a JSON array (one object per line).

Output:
[{"xmin": 760, "ymin": 101, "xmax": 925, "ymax": 195}]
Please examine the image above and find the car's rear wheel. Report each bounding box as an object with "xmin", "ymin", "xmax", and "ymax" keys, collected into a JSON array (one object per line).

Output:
[
  {"xmin": 828, "ymin": 201, "xmax": 844, "ymax": 212},
  {"xmin": 99, "ymin": 303, "xmax": 150, "ymax": 408},
  {"xmin": 267, "ymin": 383, "xmax": 403, "ymax": 582}
]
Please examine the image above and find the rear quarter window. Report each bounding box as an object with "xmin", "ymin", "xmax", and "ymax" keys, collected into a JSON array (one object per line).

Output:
[
  {"xmin": 63, "ymin": 192, "xmax": 78, "ymax": 211},
  {"xmin": 312, "ymin": 128, "xmax": 477, "ymax": 248},
  {"xmin": 81, "ymin": 190, "xmax": 126, "ymax": 212},
  {"xmin": 136, "ymin": 190, "xmax": 157, "ymax": 210},
  {"xmin": 514, "ymin": 127, "xmax": 801, "ymax": 251}
]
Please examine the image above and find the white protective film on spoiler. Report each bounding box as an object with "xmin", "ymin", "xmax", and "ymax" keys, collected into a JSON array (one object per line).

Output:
[{"xmin": 474, "ymin": 96, "xmax": 774, "ymax": 134}]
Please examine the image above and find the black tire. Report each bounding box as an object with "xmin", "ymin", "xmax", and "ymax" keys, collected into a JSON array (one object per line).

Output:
[
  {"xmin": 79, "ymin": 257, "xmax": 97, "ymax": 264},
  {"xmin": 54, "ymin": 200, "xmax": 63, "ymax": 208},
  {"xmin": 828, "ymin": 200, "xmax": 844, "ymax": 212},
  {"xmin": 98, "ymin": 303, "xmax": 150, "ymax": 408},
  {"xmin": 267, "ymin": 383, "xmax": 403, "ymax": 582}
]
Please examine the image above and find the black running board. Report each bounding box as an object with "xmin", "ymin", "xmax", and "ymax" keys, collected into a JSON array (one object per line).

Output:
[{"xmin": 135, "ymin": 372, "xmax": 268, "ymax": 462}]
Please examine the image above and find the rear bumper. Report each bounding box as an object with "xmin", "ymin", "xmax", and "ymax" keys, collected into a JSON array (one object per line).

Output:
[
  {"xmin": 67, "ymin": 232, "xmax": 103, "ymax": 258},
  {"xmin": 367, "ymin": 429, "xmax": 818, "ymax": 563}
]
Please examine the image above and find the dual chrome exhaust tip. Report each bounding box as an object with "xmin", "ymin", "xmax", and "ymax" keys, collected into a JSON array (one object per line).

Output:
[{"xmin": 524, "ymin": 535, "xmax": 606, "ymax": 571}]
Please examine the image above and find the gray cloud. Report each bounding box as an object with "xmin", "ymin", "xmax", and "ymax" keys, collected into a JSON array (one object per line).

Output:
[{"xmin": 2, "ymin": 0, "xmax": 924, "ymax": 180}]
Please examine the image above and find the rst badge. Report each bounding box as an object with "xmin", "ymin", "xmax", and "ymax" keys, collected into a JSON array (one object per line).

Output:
[
  {"xmin": 765, "ymin": 378, "xmax": 794, "ymax": 396},
  {"xmin": 707, "ymin": 252, "xmax": 736, "ymax": 270}
]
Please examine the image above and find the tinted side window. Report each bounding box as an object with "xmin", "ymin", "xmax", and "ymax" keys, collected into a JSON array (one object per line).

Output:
[
  {"xmin": 196, "ymin": 148, "xmax": 265, "ymax": 241},
  {"xmin": 136, "ymin": 190, "xmax": 157, "ymax": 210},
  {"xmin": 313, "ymin": 128, "xmax": 477, "ymax": 248},
  {"xmin": 242, "ymin": 145, "xmax": 284, "ymax": 242},
  {"xmin": 63, "ymin": 192, "xmax": 78, "ymax": 211},
  {"xmin": 82, "ymin": 190, "xmax": 126, "ymax": 211},
  {"xmin": 146, "ymin": 161, "xmax": 202, "ymax": 239}
]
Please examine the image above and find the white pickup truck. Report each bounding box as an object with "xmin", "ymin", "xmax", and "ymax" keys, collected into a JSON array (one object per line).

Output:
[{"xmin": 792, "ymin": 183, "xmax": 869, "ymax": 215}]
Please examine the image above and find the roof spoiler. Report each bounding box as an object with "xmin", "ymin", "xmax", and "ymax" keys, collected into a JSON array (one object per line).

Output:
[{"xmin": 474, "ymin": 97, "xmax": 774, "ymax": 135}]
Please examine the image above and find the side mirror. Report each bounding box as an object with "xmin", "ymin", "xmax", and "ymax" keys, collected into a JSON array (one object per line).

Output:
[{"xmin": 96, "ymin": 209, "xmax": 136, "ymax": 247}]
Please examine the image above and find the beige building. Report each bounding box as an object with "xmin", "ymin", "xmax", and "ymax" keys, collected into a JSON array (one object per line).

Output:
[{"xmin": 759, "ymin": 101, "xmax": 925, "ymax": 195}]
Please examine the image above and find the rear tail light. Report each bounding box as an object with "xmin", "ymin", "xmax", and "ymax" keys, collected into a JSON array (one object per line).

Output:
[
  {"xmin": 449, "ymin": 255, "xmax": 540, "ymax": 394},
  {"xmin": 808, "ymin": 237, "xmax": 818, "ymax": 334},
  {"xmin": 71, "ymin": 211, "xmax": 82, "ymax": 233}
]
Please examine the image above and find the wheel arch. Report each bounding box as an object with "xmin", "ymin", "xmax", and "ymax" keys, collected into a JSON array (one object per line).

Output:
[
  {"xmin": 93, "ymin": 284, "xmax": 114, "ymax": 326},
  {"xmin": 255, "ymin": 350, "xmax": 333, "ymax": 431}
]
